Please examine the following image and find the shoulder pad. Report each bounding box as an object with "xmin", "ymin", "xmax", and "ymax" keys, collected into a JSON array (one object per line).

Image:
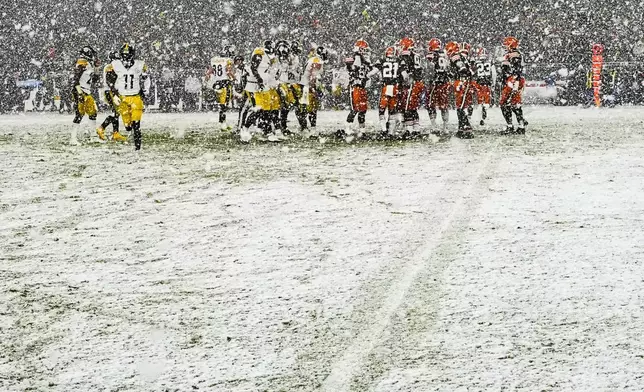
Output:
[
  {"xmin": 105, "ymin": 64, "xmax": 114, "ymax": 72},
  {"xmin": 253, "ymin": 48, "xmax": 265, "ymax": 56},
  {"xmin": 76, "ymin": 59, "xmax": 88, "ymax": 66}
]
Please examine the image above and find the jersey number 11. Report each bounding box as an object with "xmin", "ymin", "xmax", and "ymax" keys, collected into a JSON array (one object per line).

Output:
[{"xmin": 124, "ymin": 74, "xmax": 135, "ymax": 90}]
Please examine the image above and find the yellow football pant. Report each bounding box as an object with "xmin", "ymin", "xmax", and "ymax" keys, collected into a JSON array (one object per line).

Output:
[
  {"xmin": 118, "ymin": 95, "xmax": 144, "ymax": 126},
  {"xmin": 254, "ymin": 89, "xmax": 281, "ymax": 111},
  {"xmin": 77, "ymin": 95, "xmax": 97, "ymax": 118}
]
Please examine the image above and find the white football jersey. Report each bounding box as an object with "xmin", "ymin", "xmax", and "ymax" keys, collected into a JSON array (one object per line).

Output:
[
  {"xmin": 210, "ymin": 56, "xmax": 233, "ymax": 83},
  {"xmin": 110, "ymin": 59, "xmax": 149, "ymax": 96},
  {"xmin": 75, "ymin": 58, "xmax": 94, "ymax": 94},
  {"xmin": 246, "ymin": 47, "xmax": 277, "ymax": 92},
  {"xmin": 289, "ymin": 55, "xmax": 302, "ymax": 83},
  {"xmin": 277, "ymin": 58, "xmax": 291, "ymax": 83},
  {"xmin": 300, "ymin": 56, "xmax": 324, "ymax": 87}
]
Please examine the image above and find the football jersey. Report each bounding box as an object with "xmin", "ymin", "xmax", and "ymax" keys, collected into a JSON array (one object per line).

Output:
[
  {"xmin": 399, "ymin": 51, "xmax": 424, "ymax": 82},
  {"xmin": 210, "ymin": 56, "xmax": 234, "ymax": 83},
  {"xmin": 474, "ymin": 59, "xmax": 493, "ymax": 86},
  {"xmin": 110, "ymin": 59, "xmax": 149, "ymax": 96},
  {"xmin": 346, "ymin": 53, "xmax": 371, "ymax": 88},
  {"xmin": 246, "ymin": 47, "xmax": 276, "ymax": 92},
  {"xmin": 300, "ymin": 55, "xmax": 324, "ymax": 87},
  {"xmin": 374, "ymin": 57, "xmax": 401, "ymax": 86},
  {"xmin": 276, "ymin": 57, "xmax": 291, "ymax": 83},
  {"xmin": 289, "ymin": 55, "xmax": 302, "ymax": 83},
  {"xmin": 449, "ymin": 53, "xmax": 472, "ymax": 79},
  {"xmin": 427, "ymin": 51, "xmax": 451, "ymax": 84},
  {"xmin": 502, "ymin": 50, "xmax": 523, "ymax": 80},
  {"xmin": 75, "ymin": 58, "xmax": 94, "ymax": 94}
]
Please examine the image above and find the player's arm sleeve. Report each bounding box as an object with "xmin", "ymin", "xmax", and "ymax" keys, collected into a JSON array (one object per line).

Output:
[
  {"xmin": 142, "ymin": 64, "xmax": 151, "ymax": 96},
  {"xmin": 250, "ymin": 54, "xmax": 263, "ymax": 84},
  {"xmin": 238, "ymin": 70, "xmax": 248, "ymax": 92},
  {"xmin": 226, "ymin": 60, "xmax": 235, "ymax": 80},
  {"xmin": 73, "ymin": 64, "xmax": 85, "ymax": 95},
  {"xmin": 400, "ymin": 59, "xmax": 410, "ymax": 82},
  {"xmin": 367, "ymin": 63, "xmax": 380, "ymax": 78},
  {"xmin": 512, "ymin": 57, "xmax": 523, "ymax": 78}
]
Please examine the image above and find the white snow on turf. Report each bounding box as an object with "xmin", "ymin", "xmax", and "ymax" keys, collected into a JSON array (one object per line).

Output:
[
  {"xmin": 321, "ymin": 140, "xmax": 500, "ymax": 391},
  {"xmin": 1, "ymin": 107, "xmax": 644, "ymax": 391}
]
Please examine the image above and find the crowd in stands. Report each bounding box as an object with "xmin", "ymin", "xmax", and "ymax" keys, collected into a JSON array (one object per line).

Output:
[{"xmin": 1, "ymin": 0, "xmax": 643, "ymax": 112}]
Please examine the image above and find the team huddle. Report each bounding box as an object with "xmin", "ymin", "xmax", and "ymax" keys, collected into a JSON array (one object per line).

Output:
[
  {"xmin": 69, "ymin": 36, "xmax": 527, "ymax": 149},
  {"xmin": 214, "ymin": 36, "xmax": 527, "ymax": 142}
]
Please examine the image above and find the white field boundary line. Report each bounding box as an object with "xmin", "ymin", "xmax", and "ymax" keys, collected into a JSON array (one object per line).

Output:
[{"xmin": 321, "ymin": 142, "xmax": 500, "ymax": 392}]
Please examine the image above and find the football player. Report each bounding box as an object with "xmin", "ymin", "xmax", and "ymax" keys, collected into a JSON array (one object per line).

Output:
[
  {"xmin": 71, "ymin": 46, "xmax": 100, "ymax": 145},
  {"xmin": 234, "ymin": 55, "xmax": 251, "ymax": 132},
  {"xmin": 205, "ymin": 46, "xmax": 235, "ymax": 130},
  {"xmin": 425, "ymin": 38, "xmax": 451, "ymax": 134},
  {"xmin": 369, "ymin": 46, "xmax": 402, "ymax": 137},
  {"xmin": 275, "ymin": 40, "xmax": 297, "ymax": 135},
  {"xmin": 398, "ymin": 37, "xmax": 425, "ymax": 136},
  {"xmin": 296, "ymin": 46, "xmax": 328, "ymax": 138},
  {"xmin": 107, "ymin": 43, "xmax": 151, "ymax": 150},
  {"xmin": 446, "ymin": 41, "xmax": 474, "ymax": 139},
  {"xmin": 240, "ymin": 40, "xmax": 282, "ymax": 142},
  {"xmin": 345, "ymin": 39, "xmax": 371, "ymax": 137},
  {"xmin": 499, "ymin": 36, "xmax": 527, "ymax": 134},
  {"xmin": 473, "ymin": 47, "xmax": 494, "ymax": 126},
  {"xmin": 460, "ymin": 42, "xmax": 477, "ymax": 121},
  {"xmin": 97, "ymin": 50, "xmax": 126, "ymax": 142}
]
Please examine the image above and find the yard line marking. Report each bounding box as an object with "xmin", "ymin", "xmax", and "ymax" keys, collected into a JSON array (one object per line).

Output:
[{"xmin": 321, "ymin": 144, "xmax": 498, "ymax": 392}]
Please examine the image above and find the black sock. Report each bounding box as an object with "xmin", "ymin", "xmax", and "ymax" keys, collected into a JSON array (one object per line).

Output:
[
  {"xmin": 132, "ymin": 121, "xmax": 141, "ymax": 150},
  {"xmin": 513, "ymin": 107, "xmax": 525, "ymax": 126},
  {"xmin": 501, "ymin": 106, "xmax": 513, "ymax": 125},
  {"xmin": 428, "ymin": 107, "xmax": 437, "ymax": 121},
  {"xmin": 309, "ymin": 111, "xmax": 317, "ymax": 128}
]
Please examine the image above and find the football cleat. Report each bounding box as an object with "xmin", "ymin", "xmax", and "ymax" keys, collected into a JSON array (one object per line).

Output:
[
  {"xmin": 500, "ymin": 125, "xmax": 515, "ymax": 135},
  {"xmin": 96, "ymin": 126, "xmax": 107, "ymax": 141},
  {"xmin": 455, "ymin": 129, "xmax": 474, "ymax": 139},
  {"xmin": 112, "ymin": 131, "xmax": 128, "ymax": 142}
]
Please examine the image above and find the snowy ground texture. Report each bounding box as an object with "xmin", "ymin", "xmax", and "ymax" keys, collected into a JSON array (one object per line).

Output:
[{"xmin": 1, "ymin": 107, "xmax": 644, "ymax": 392}]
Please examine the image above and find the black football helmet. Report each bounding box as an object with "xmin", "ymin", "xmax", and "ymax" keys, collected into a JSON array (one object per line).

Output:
[
  {"xmin": 120, "ymin": 43, "xmax": 136, "ymax": 66},
  {"xmin": 263, "ymin": 40, "xmax": 275, "ymax": 55},
  {"xmin": 291, "ymin": 41, "xmax": 302, "ymax": 56},
  {"xmin": 108, "ymin": 50, "xmax": 120, "ymax": 61},
  {"xmin": 80, "ymin": 46, "xmax": 97, "ymax": 64},
  {"xmin": 223, "ymin": 45, "xmax": 236, "ymax": 58},
  {"xmin": 316, "ymin": 46, "xmax": 329, "ymax": 62},
  {"xmin": 276, "ymin": 40, "xmax": 290, "ymax": 59}
]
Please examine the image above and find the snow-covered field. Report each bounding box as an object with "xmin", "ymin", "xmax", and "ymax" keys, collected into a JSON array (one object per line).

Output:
[{"xmin": 1, "ymin": 107, "xmax": 644, "ymax": 391}]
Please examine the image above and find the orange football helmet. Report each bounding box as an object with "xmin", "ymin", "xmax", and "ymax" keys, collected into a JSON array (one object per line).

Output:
[
  {"xmin": 385, "ymin": 46, "xmax": 396, "ymax": 58},
  {"xmin": 354, "ymin": 39, "xmax": 370, "ymax": 54},
  {"xmin": 445, "ymin": 41, "xmax": 460, "ymax": 56},
  {"xmin": 428, "ymin": 38, "xmax": 442, "ymax": 52},
  {"xmin": 503, "ymin": 36, "xmax": 520, "ymax": 51},
  {"xmin": 400, "ymin": 37, "xmax": 415, "ymax": 51},
  {"xmin": 476, "ymin": 47, "xmax": 488, "ymax": 59}
]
